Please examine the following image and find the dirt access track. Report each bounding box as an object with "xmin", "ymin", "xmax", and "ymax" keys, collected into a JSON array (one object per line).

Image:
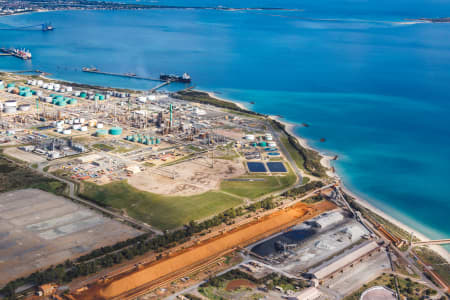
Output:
[{"xmin": 73, "ymin": 201, "xmax": 336, "ymax": 300}]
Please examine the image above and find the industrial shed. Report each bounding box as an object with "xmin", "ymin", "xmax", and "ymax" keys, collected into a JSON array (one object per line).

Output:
[{"xmin": 308, "ymin": 241, "xmax": 380, "ymax": 281}]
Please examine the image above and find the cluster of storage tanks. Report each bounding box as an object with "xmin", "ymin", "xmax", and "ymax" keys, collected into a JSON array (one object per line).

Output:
[
  {"xmin": 53, "ymin": 118, "xmax": 106, "ymax": 135},
  {"xmin": 0, "ymin": 99, "xmax": 31, "ymax": 114},
  {"xmin": 26, "ymin": 79, "xmax": 73, "ymax": 93},
  {"xmin": 3, "ymin": 82, "xmax": 42, "ymax": 98},
  {"xmin": 39, "ymin": 94, "xmax": 78, "ymax": 106},
  {"xmin": 125, "ymin": 134, "xmax": 160, "ymax": 145},
  {"xmin": 136, "ymin": 94, "xmax": 167, "ymax": 103},
  {"xmin": 95, "ymin": 127, "xmax": 122, "ymax": 137}
]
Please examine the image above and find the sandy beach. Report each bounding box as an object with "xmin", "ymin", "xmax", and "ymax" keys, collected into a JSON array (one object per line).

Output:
[{"xmin": 209, "ymin": 91, "xmax": 449, "ymax": 262}]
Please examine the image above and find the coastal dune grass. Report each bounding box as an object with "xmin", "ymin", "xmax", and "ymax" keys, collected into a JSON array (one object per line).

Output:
[{"xmin": 80, "ymin": 181, "xmax": 242, "ymax": 230}]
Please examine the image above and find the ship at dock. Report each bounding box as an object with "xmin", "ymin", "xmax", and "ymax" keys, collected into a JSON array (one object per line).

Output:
[
  {"xmin": 0, "ymin": 47, "xmax": 32, "ymax": 60},
  {"xmin": 160, "ymin": 72, "xmax": 191, "ymax": 83}
]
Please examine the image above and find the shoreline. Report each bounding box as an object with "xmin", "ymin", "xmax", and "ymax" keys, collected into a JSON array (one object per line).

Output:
[
  {"xmin": 0, "ymin": 69, "xmax": 447, "ymax": 260},
  {"xmin": 206, "ymin": 90, "xmax": 449, "ymax": 262}
]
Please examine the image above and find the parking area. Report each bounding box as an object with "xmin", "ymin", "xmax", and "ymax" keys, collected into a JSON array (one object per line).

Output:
[{"xmin": 0, "ymin": 189, "xmax": 141, "ymax": 285}]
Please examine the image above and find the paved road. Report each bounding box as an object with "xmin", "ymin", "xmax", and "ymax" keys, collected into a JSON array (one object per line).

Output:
[{"xmin": 35, "ymin": 161, "xmax": 163, "ymax": 235}]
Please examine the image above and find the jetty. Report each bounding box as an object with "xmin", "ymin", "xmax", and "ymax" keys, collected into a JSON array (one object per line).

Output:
[{"xmin": 82, "ymin": 67, "xmax": 164, "ymax": 82}]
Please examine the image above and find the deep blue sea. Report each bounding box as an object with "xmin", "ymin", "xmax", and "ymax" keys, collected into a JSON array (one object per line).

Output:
[{"xmin": 0, "ymin": 0, "xmax": 449, "ymax": 246}]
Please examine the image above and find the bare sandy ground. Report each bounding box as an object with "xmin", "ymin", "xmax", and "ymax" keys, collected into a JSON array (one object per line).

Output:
[
  {"xmin": 3, "ymin": 147, "xmax": 46, "ymax": 163},
  {"xmin": 128, "ymin": 158, "xmax": 246, "ymax": 196}
]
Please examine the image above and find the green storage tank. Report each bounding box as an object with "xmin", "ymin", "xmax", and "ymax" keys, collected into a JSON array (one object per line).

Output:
[
  {"xmin": 80, "ymin": 92, "xmax": 87, "ymax": 98},
  {"xmin": 68, "ymin": 99, "xmax": 77, "ymax": 105},
  {"xmin": 7, "ymin": 83, "xmax": 15, "ymax": 88},
  {"xmin": 251, "ymin": 143, "xmax": 257, "ymax": 147},
  {"xmin": 96, "ymin": 129, "xmax": 108, "ymax": 136},
  {"xmin": 94, "ymin": 95, "xmax": 100, "ymax": 101},
  {"xmin": 19, "ymin": 91, "xmax": 26, "ymax": 96},
  {"xmin": 31, "ymin": 90, "xmax": 36, "ymax": 95},
  {"xmin": 258, "ymin": 141, "xmax": 267, "ymax": 147},
  {"xmin": 56, "ymin": 101, "xmax": 66, "ymax": 106},
  {"xmin": 24, "ymin": 91, "xmax": 32, "ymax": 97},
  {"xmin": 155, "ymin": 138, "xmax": 161, "ymax": 144},
  {"xmin": 109, "ymin": 127, "xmax": 122, "ymax": 135},
  {"xmin": 99, "ymin": 95, "xmax": 105, "ymax": 100}
]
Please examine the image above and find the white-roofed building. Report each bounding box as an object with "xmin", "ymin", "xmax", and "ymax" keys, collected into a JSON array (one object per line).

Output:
[{"xmin": 308, "ymin": 241, "xmax": 381, "ymax": 281}]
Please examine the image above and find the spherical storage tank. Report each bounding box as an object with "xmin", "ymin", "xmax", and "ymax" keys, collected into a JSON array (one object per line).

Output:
[{"xmin": 109, "ymin": 127, "xmax": 122, "ymax": 135}]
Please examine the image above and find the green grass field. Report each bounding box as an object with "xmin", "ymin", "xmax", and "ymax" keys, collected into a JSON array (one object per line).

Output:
[
  {"xmin": 220, "ymin": 167, "xmax": 296, "ymax": 199},
  {"xmin": 80, "ymin": 181, "xmax": 242, "ymax": 230}
]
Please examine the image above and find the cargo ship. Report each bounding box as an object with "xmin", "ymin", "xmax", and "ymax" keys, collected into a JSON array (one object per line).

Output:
[
  {"xmin": 0, "ymin": 48, "xmax": 32, "ymax": 60},
  {"xmin": 160, "ymin": 72, "xmax": 191, "ymax": 83}
]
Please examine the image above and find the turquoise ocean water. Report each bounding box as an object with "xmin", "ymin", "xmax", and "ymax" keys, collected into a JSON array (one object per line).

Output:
[{"xmin": 0, "ymin": 0, "xmax": 449, "ymax": 245}]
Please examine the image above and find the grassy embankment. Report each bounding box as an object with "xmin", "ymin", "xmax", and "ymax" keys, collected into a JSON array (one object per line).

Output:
[
  {"xmin": 80, "ymin": 181, "xmax": 242, "ymax": 230},
  {"xmin": 273, "ymin": 122, "xmax": 326, "ymax": 178},
  {"xmin": 92, "ymin": 143, "xmax": 115, "ymax": 151},
  {"xmin": 413, "ymin": 246, "xmax": 450, "ymax": 286},
  {"xmin": 343, "ymin": 273, "xmax": 437, "ymax": 300},
  {"xmin": 220, "ymin": 166, "xmax": 297, "ymax": 199},
  {"xmin": 0, "ymin": 155, "xmax": 66, "ymax": 195}
]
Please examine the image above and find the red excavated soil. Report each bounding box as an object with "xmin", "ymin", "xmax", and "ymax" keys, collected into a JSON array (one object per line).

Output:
[
  {"xmin": 225, "ymin": 279, "xmax": 256, "ymax": 291},
  {"xmin": 73, "ymin": 201, "xmax": 335, "ymax": 300}
]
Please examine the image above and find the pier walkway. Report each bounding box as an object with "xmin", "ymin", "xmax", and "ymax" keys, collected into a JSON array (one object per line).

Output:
[{"xmin": 82, "ymin": 68, "xmax": 164, "ymax": 82}]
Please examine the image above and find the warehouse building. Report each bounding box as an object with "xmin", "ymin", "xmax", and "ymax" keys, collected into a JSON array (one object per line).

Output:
[{"xmin": 307, "ymin": 241, "xmax": 381, "ymax": 281}]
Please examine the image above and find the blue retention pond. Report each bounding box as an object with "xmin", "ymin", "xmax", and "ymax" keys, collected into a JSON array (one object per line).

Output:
[
  {"xmin": 247, "ymin": 162, "xmax": 267, "ymax": 173},
  {"xmin": 267, "ymin": 162, "xmax": 287, "ymax": 172}
]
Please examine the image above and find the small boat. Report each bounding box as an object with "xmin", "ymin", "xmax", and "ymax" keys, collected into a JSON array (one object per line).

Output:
[{"xmin": 320, "ymin": 138, "xmax": 326, "ymax": 142}]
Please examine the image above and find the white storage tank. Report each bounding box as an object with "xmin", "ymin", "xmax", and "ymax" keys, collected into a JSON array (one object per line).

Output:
[
  {"xmin": 268, "ymin": 142, "xmax": 276, "ymax": 147},
  {"xmin": 36, "ymin": 90, "xmax": 43, "ymax": 97},
  {"xmin": 73, "ymin": 124, "xmax": 81, "ymax": 130},
  {"xmin": 73, "ymin": 91, "xmax": 80, "ymax": 97},
  {"xmin": 18, "ymin": 104, "xmax": 31, "ymax": 111},
  {"xmin": 96, "ymin": 123, "xmax": 104, "ymax": 129},
  {"xmin": 79, "ymin": 118, "xmax": 85, "ymax": 123},
  {"xmin": 4, "ymin": 107, "xmax": 17, "ymax": 113},
  {"xmin": 63, "ymin": 129, "xmax": 71, "ymax": 135},
  {"xmin": 45, "ymin": 96, "xmax": 53, "ymax": 103},
  {"xmin": 56, "ymin": 127, "xmax": 64, "ymax": 133},
  {"xmin": 80, "ymin": 126, "xmax": 88, "ymax": 132},
  {"xmin": 66, "ymin": 86, "xmax": 73, "ymax": 92},
  {"xmin": 244, "ymin": 134, "xmax": 255, "ymax": 141},
  {"xmin": 42, "ymin": 83, "xmax": 49, "ymax": 89},
  {"xmin": 37, "ymin": 80, "xmax": 44, "ymax": 87},
  {"xmin": 4, "ymin": 100, "xmax": 17, "ymax": 107}
]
